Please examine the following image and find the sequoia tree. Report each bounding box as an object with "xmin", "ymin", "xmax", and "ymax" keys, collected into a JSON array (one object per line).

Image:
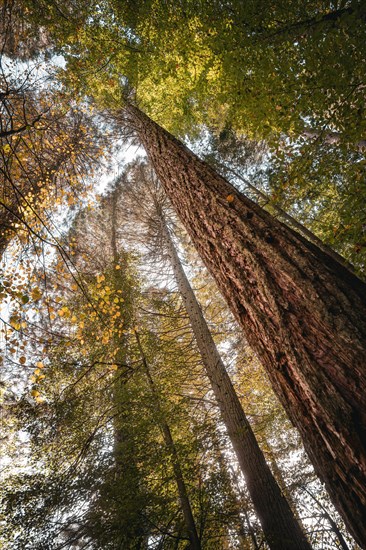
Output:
[{"xmin": 121, "ymin": 104, "xmax": 366, "ymax": 548}]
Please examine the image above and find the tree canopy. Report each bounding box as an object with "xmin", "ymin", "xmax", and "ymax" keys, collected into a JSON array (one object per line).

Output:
[{"xmin": 1, "ymin": 1, "xmax": 366, "ymax": 549}]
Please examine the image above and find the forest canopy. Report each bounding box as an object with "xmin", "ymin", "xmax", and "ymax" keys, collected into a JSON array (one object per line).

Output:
[{"xmin": 1, "ymin": 1, "xmax": 366, "ymax": 549}]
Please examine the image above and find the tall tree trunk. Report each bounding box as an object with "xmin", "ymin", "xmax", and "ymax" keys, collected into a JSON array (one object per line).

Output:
[
  {"xmin": 135, "ymin": 330, "xmax": 202, "ymax": 550},
  {"xmin": 156, "ymin": 209, "xmax": 311, "ymax": 550},
  {"xmin": 123, "ymin": 104, "xmax": 366, "ymax": 548},
  {"xmin": 211, "ymin": 429, "xmax": 261, "ymax": 550},
  {"xmin": 108, "ymin": 196, "xmax": 150, "ymax": 544}
]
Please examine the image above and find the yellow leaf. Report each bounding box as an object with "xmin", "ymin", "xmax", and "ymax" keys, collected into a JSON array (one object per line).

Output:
[
  {"xmin": 31, "ymin": 287, "xmax": 42, "ymax": 302},
  {"xmin": 36, "ymin": 361, "xmax": 44, "ymax": 369},
  {"xmin": 31, "ymin": 389, "xmax": 40, "ymax": 398},
  {"xmin": 226, "ymin": 194, "xmax": 235, "ymax": 203},
  {"xmin": 115, "ymin": 265, "xmax": 121, "ymax": 270},
  {"xmin": 102, "ymin": 333, "xmax": 110, "ymax": 344},
  {"xmin": 63, "ymin": 308, "xmax": 71, "ymax": 318}
]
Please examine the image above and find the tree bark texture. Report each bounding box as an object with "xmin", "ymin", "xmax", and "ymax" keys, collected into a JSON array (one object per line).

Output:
[
  {"xmin": 158, "ymin": 213, "xmax": 311, "ymax": 550},
  {"xmin": 220, "ymin": 164, "xmax": 354, "ymax": 272},
  {"xmin": 124, "ymin": 104, "xmax": 366, "ymax": 548}
]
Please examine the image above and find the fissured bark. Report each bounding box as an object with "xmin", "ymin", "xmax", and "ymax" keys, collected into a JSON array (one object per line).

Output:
[{"xmin": 125, "ymin": 105, "xmax": 366, "ymax": 548}]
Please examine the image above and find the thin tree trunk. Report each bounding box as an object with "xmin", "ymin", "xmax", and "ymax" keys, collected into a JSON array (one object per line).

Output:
[
  {"xmin": 110, "ymin": 188, "xmax": 119, "ymax": 262},
  {"xmin": 231, "ymin": 471, "xmax": 261, "ymax": 550},
  {"xmin": 212, "ymin": 431, "xmax": 261, "ymax": 550},
  {"xmin": 123, "ymin": 104, "xmax": 366, "ymax": 548},
  {"xmin": 134, "ymin": 330, "xmax": 202, "ymax": 550},
  {"xmin": 300, "ymin": 486, "xmax": 351, "ymax": 550},
  {"xmin": 156, "ymin": 210, "xmax": 311, "ymax": 550},
  {"xmin": 108, "ymin": 196, "xmax": 148, "ymax": 543}
]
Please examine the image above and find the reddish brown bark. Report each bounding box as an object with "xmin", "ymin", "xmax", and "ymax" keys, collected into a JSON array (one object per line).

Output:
[
  {"xmin": 220, "ymin": 164, "xmax": 354, "ymax": 271},
  {"xmin": 124, "ymin": 104, "xmax": 366, "ymax": 548}
]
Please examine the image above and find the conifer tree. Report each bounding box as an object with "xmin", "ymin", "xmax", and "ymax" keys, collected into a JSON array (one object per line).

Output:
[
  {"xmin": 114, "ymin": 161, "xmax": 311, "ymax": 550},
  {"xmin": 121, "ymin": 104, "xmax": 366, "ymax": 547}
]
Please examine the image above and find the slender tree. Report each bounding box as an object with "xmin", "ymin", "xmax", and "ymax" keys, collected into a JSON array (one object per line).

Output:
[
  {"xmin": 116, "ymin": 163, "xmax": 311, "ymax": 549},
  {"xmin": 0, "ymin": 209, "xmax": 212, "ymax": 548},
  {"xmin": 107, "ymin": 188, "xmax": 202, "ymax": 549},
  {"xmin": 159, "ymin": 201, "xmax": 310, "ymax": 550},
  {"xmin": 135, "ymin": 329, "xmax": 201, "ymax": 550},
  {"xmin": 121, "ymin": 104, "xmax": 366, "ymax": 548}
]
